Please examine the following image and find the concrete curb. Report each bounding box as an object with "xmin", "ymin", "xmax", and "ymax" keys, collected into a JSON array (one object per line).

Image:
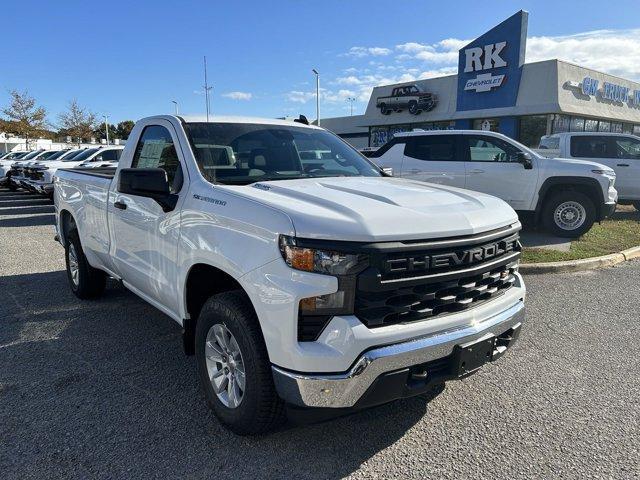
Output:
[{"xmin": 521, "ymin": 245, "xmax": 640, "ymax": 274}]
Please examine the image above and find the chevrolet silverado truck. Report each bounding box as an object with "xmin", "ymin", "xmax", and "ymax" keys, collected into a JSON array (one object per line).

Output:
[
  {"xmin": 371, "ymin": 130, "xmax": 618, "ymax": 237},
  {"xmin": 54, "ymin": 115, "xmax": 526, "ymax": 435},
  {"xmin": 376, "ymin": 85, "xmax": 437, "ymax": 115},
  {"xmin": 537, "ymin": 132, "xmax": 640, "ymax": 209}
]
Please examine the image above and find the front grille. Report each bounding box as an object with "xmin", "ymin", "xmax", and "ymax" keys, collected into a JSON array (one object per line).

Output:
[
  {"xmin": 354, "ymin": 228, "xmax": 521, "ymax": 328},
  {"xmin": 355, "ymin": 264, "xmax": 517, "ymax": 327}
]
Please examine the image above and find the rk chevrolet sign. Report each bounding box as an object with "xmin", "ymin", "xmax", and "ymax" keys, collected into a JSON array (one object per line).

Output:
[{"xmin": 464, "ymin": 72, "xmax": 506, "ymax": 93}]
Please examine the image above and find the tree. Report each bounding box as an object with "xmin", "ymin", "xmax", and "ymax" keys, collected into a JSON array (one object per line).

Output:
[
  {"xmin": 2, "ymin": 90, "xmax": 48, "ymax": 149},
  {"xmin": 58, "ymin": 99, "xmax": 97, "ymax": 146},
  {"xmin": 93, "ymin": 123, "xmax": 118, "ymax": 143},
  {"xmin": 116, "ymin": 120, "xmax": 135, "ymax": 140}
]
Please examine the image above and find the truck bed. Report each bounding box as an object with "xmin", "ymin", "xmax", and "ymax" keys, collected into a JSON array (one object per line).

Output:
[{"xmin": 58, "ymin": 167, "xmax": 117, "ymax": 178}]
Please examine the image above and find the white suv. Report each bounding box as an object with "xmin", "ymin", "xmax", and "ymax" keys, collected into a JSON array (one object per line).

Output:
[{"xmin": 371, "ymin": 130, "xmax": 617, "ymax": 237}]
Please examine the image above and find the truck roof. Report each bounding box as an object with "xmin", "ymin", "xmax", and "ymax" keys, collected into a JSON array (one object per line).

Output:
[
  {"xmin": 544, "ymin": 132, "xmax": 640, "ymax": 138},
  {"xmin": 141, "ymin": 114, "xmax": 323, "ymax": 130},
  {"xmin": 394, "ymin": 129, "xmax": 510, "ymax": 139}
]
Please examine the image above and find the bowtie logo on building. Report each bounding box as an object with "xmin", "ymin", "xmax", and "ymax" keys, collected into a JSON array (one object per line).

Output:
[{"xmin": 463, "ymin": 42, "xmax": 507, "ymax": 93}]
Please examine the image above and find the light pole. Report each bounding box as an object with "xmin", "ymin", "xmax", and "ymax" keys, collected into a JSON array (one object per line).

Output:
[
  {"xmin": 103, "ymin": 115, "xmax": 109, "ymax": 145},
  {"xmin": 312, "ymin": 68, "xmax": 320, "ymax": 126},
  {"xmin": 347, "ymin": 97, "xmax": 356, "ymax": 116},
  {"xmin": 203, "ymin": 56, "xmax": 213, "ymax": 121},
  {"xmin": 172, "ymin": 100, "xmax": 179, "ymax": 115}
]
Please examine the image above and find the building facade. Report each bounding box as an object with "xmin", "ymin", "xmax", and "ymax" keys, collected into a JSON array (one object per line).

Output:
[{"xmin": 321, "ymin": 11, "xmax": 640, "ymax": 149}]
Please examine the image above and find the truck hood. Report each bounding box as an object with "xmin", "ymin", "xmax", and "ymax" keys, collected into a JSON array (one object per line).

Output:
[
  {"xmin": 224, "ymin": 177, "xmax": 519, "ymax": 242},
  {"xmin": 33, "ymin": 160, "xmax": 82, "ymax": 171},
  {"xmin": 535, "ymin": 155, "xmax": 612, "ymax": 173}
]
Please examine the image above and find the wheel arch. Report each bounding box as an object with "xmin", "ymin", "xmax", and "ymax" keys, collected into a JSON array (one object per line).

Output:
[
  {"xmin": 181, "ymin": 262, "xmax": 262, "ymax": 356},
  {"xmin": 58, "ymin": 209, "xmax": 76, "ymax": 246},
  {"xmin": 535, "ymin": 177, "xmax": 605, "ymax": 223}
]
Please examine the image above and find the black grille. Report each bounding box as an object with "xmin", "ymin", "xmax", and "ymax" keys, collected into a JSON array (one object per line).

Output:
[
  {"xmin": 353, "ymin": 229, "xmax": 521, "ymax": 328},
  {"xmin": 355, "ymin": 265, "xmax": 517, "ymax": 328},
  {"xmin": 26, "ymin": 169, "xmax": 44, "ymax": 180}
]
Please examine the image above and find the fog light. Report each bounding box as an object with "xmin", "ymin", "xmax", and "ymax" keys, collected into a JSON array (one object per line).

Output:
[{"xmin": 299, "ymin": 291, "xmax": 346, "ymax": 314}]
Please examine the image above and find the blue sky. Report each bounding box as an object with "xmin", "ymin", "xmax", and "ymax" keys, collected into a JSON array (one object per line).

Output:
[{"xmin": 3, "ymin": 0, "xmax": 640, "ymax": 125}]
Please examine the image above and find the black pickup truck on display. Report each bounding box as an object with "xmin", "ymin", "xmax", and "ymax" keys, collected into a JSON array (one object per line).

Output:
[{"xmin": 376, "ymin": 85, "xmax": 437, "ymax": 115}]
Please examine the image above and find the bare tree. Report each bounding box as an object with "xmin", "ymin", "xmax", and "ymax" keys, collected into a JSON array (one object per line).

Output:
[
  {"xmin": 58, "ymin": 99, "xmax": 97, "ymax": 146},
  {"xmin": 2, "ymin": 89, "xmax": 48, "ymax": 150}
]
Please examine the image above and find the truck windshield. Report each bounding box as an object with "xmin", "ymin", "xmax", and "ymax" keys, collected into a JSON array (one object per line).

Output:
[
  {"xmin": 41, "ymin": 150, "xmax": 68, "ymax": 161},
  {"xmin": 64, "ymin": 148, "xmax": 99, "ymax": 162},
  {"xmin": 184, "ymin": 123, "xmax": 382, "ymax": 185}
]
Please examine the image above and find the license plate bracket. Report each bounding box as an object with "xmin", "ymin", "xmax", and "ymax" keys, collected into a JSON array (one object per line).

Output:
[{"xmin": 453, "ymin": 335, "xmax": 496, "ymax": 377}]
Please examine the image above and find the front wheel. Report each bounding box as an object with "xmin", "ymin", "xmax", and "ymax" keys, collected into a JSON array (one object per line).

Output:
[
  {"xmin": 542, "ymin": 191, "xmax": 595, "ymax": 238},
  {"xmin": 379, "ymin": 103, "xmax": 390, "ymax": 115},
  {"xmin": 195, "ymin": 291, "xmax": 285, "ymax": 435},
  {"xmin": 408, "ymin": 101, "xmax": 420, "ymax": 115}
]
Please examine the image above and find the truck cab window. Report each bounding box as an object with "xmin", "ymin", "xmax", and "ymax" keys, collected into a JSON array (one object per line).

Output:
[
  {"xmin": 466, "ymin": 136, "xmax": 519, "ymax": 162},
  {"xmin": 404, "ymin": 135, "xmax": 457, "ymax": 161},
  {"xmin": 131, "ymin": 125, "xmax": 183, "ymax": 192},
  {"xmin": 570, "ymin": 136, "xmax": 615, "ymax": 158}
]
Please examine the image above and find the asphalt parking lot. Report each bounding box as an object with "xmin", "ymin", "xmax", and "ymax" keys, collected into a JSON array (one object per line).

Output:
[{"xmin": 1, "ymin": 187, "xmax": 639, "ymax": 480}]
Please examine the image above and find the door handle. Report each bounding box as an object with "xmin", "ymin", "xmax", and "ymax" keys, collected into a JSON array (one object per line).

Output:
[
  {"xmin": 114, "ymin": 201, "xmax": 127, "ymax": 210},
  {"xmin": 469, "ymin": 169, "xmax": 485, "ymax": 174},
  {"xmin": 617, "ymin": 163, "xmax": 630, "ymax": 167}
]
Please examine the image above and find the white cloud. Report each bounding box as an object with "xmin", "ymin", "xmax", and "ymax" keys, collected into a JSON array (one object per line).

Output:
[
  {"xmin": 222, "ymin": 91, "xmax": 252, "ymax": 101},
  {"xmin": 286, "ymin": 90, "xmax": 316, "ymax": 103},
  {"xmin": 526, "ymin": 29, "xmax": 640, "ymax": 80},
  {"xmin": 345, "ymin": 46, "xmax": 392, "ymax": 57}
]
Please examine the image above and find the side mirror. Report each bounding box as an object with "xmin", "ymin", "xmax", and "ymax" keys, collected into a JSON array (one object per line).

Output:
[
  {"xmin": 118, "ymin": 168, "xmax": 178, "ymax": 212},
  {"xmin": 516, "ymin": 152, "xmax": 533, "ymax": 170},
  {"xmin": 381, "ymin": 167, "xmax": 394, "ymax": 176}
]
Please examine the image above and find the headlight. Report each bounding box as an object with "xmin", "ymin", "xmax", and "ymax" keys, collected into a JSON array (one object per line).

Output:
[
  {"xmin": 591, "ymin": 169, "xmax": 615, "ymax": 177},
  {"xmin": 279, "ymin": 235, "xmax": 366, "ymax": 321},
  {"xmin": 278, "ymin": 235, "xmax": 361, "ymax": 275}
]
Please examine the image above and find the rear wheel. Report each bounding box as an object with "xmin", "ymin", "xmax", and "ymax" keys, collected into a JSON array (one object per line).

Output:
[
  {"xmin": 542, "ymin": 191, "xmax": 595, "ymax": 238},
  {"xmin": 65, "ymin": 229, "xmax": 106, "ymax": 298},
  {"xmin": 195, "ymin": 291, "xmax": 285, "ymax": 435}
]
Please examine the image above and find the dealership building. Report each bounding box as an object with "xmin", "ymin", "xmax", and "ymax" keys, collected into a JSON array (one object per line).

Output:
[{"xmin": 322, "ymin": 11, "xmax": 640, "ymax": 149}]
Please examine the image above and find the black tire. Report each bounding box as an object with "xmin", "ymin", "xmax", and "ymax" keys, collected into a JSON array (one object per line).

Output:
[
  {"xmin": 195, "ymin": 291, "xmax": 285, "ymax": 435},
  {"xmin": 8, "ymin": 182, "xmax": 16, "ymax": 191},
  {"xmin": 408, "ymin": 101, "xmax": 420, "ymax": 115},
  {"xmin": 633, "ymin": 201, "xmax": 640, "ymax": 211},
  {"xmin": 65, "ymin": 229, "xmax": 107, "ymax": 299},
  {"xmin": 379, "ymin": 103, "xmax": 390, "ymax": 115},
  {"xmin": 542, "ymin": 191, "xmax": 596, "ymax": 238}
]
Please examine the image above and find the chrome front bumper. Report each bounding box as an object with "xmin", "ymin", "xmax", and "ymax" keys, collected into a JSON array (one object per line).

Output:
[{"xmin": 272, "ymin": 300, "xmax": 525, "ymax": 408}]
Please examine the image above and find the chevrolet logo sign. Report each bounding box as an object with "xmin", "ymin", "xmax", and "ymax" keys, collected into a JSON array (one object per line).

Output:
[
  {"xmin": 464, "ymin": 73, "xmax": 505, "ymax": 93},
  {"xmin": 384, "ymin": 236, "xmax": 519, "ymax": 274}
]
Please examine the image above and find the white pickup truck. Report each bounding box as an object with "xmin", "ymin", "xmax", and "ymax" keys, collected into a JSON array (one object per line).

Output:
[
  {"xmin": 54, "ymin": 115, "xmax": 526, "ymax": 434},
  {"xmin": 371, "ymin": 130, "xmax": 618, "ymax": 237},
  {"xmin": 537, "ymin": 132, "xmax": 640, "ymax": 209}
]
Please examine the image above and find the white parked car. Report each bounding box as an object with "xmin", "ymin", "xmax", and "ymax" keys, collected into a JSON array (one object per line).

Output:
[
  {"xmin": 54, "ymin": 115, "xmax": 526, "ymax": 434},
  {"xmin": 26, "ymin": 146, "xmax": 123, "ymax": 197},
  {"xmin": 370, "ymin": 130, "xmax": 617, "ymax": 237},
  {"xmin": 537, "ymin": 132, "xmax": 640, "ymax": 209}
]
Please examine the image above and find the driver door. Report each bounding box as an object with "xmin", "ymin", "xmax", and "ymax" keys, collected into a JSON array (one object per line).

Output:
[
  {"xmin": 463, "ymin": 135, "xmax": 539, "ymax": 210},
  {"xmin": 108, "ymin": 121, "xmax": 186, "ymax": 316}
]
